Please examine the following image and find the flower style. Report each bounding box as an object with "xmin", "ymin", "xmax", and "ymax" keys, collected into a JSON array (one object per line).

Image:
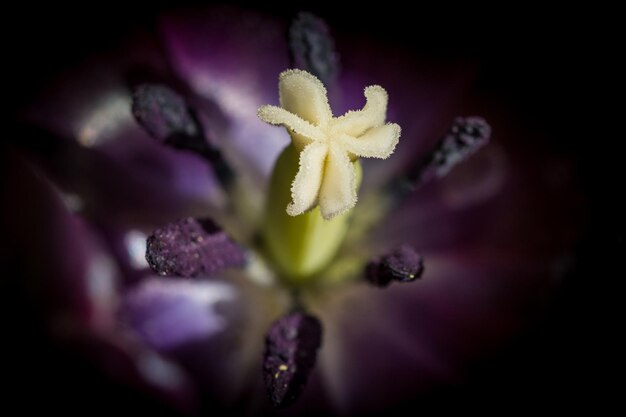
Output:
[{"xmin": 258, "ymin": 69, "xmax": 400, "ymax": 219}]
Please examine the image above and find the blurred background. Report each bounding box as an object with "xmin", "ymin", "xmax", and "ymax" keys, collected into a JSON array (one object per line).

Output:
[{"xmin": 4, "ymin": 1, "xmax": 618, "ymax": 415}]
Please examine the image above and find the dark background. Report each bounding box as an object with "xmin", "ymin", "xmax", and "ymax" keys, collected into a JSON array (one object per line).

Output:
[{"xmin": 5, "ymin": 1, "xmax": 619, "ymax": 415}]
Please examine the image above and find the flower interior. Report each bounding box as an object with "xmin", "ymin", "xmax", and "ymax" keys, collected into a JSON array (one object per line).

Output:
[{"xmin": 132, "ymin": 11, "xmax": 491, "ymax": 409}]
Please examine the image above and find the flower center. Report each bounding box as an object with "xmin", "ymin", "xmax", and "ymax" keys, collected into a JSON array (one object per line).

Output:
[{"xmin": 257, "ymin": 69, "xmax": 400, "ymax": 285}]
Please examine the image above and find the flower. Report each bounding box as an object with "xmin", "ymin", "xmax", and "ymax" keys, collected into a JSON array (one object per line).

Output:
[
  {"xmin": 258, "ymin": 69, "xmax": 400, "ymax": 219},
  {"xmin": 7, "ymin": 5, "xmax": 582, "ymax": 416}
]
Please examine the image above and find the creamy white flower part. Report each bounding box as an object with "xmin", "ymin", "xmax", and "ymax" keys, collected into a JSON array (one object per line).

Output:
[{"xmin": 258, "ymin": 69, "xmax": 401, "ymax": 220}]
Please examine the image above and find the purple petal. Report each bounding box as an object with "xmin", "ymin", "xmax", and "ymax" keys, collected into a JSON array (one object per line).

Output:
[
  {"xmin": 120, "ymin": 277, "xmax": 236, "ymax": 351},
  {"xmin": 2, "ymin": 150, "xmax": 118, "ymax": 325},
  {"xmin": 22, "ymin": 32, "xmax": 169, "ymax": 141},
  {"xmin": 376, "ymin": 111, "xmax": 579, "ymax": 254},
  {"xmin": 312, "ymin": 246, "xmax": 566, "ymax": 414},
  {"xmin": 19, "ymin": 124, "xmax": 223, "ymax": 229},
  {"xmin": 159, "ymin": 7, "xmax": 291, "ymax": 181},
  {"xmin": 119, "ymin": 275, "xmax": 289, "ymax": 410},
  {"xmin": 312, "ymin": 100, "xmax": 581, "ymax": 415},
  {"xmin": 56, "ymin": 325, "xmax": 198, "ymax": 413}
]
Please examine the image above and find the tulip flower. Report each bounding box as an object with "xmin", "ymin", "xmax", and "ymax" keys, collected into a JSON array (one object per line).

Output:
[{"xmin": 6, "ymin": 5, "xmax": 581, "ymax": 416}]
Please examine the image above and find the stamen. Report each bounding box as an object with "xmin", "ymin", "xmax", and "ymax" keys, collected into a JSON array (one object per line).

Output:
[
  {"xmin": 263, "ymin": 311, "xmax": 322, "ymax": 407},
  {"xmin": 366, "ymin": 244, "xmax": 424, "ymax": 287},
  {"xmin": 145, "ymin": 217, "xmax": 245, "ymax": 278},
  {"xmin": 131, "ymin": 84, "xmax": 198, "ymax": 141},
  {"xmin": 387, "ymin": 117, "xmax": 491, "ymax": 199},
  {"xmin": 131, "ymin": 84, "xmax": 233, "ymax": 185},
  {"xmin": 288, "ymin": 12, "xmax": 339, "ymax": 86}
]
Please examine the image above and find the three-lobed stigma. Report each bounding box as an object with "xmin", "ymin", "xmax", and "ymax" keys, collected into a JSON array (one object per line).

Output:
[{"xmin": 258, "ymin": 69, "xmax": 401, "ymax": 220}]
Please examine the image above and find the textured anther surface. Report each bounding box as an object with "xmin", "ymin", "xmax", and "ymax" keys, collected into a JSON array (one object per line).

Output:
[
  {"xmin": 263, "ymin": 312, "xmax": 322, "ymax": 407},
  {"xmin": 146, "ymin": 217, "xmax": 245, "ymax": 278},
  {"xmin": 366, "ymin": 244, "xmax": 424, "ymax": 287}
]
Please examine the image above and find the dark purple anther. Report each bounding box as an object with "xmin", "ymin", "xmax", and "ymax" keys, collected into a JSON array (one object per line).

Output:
[
  {"xmin": 366, "ymin": 244, "xmax": 424, "ymax": 287},
  {"xmin": 132, "ymin": 84, "xmax": 199, "ymax": 142},
  {"xmin": 145, "ymin": 217, "xmax": 245, "ymax": 278},
  {"xmin": 288, "ymin": 12, "xmax": 339, "ymax": 86},
  {"xmin": 131, "ymin": 84, "xmax": 233, "ymax": 185},
  {"xmin": 263, "ymin": 311, "xmax": 322, "ymax": 408},
  {"xmin": 387, "ymin": 117, "xmax": 491, "ymax": 200},
  {"xmin": 416, "ymin": 116, "xmax": 491, "ymax": 181}
]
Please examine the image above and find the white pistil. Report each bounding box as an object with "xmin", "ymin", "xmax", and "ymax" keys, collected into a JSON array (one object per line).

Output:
[{"xmin": 258, "ymin": 69, "xmax": 401, "ymax": 220}]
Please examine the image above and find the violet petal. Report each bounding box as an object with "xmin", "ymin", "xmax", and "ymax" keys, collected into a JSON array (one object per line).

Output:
[
  {"xmin": 146, "ymin": 218, "xmax": 245, "ymax": 278},
  {"xmin": 15, "ymin": 122, "xmax": 221, "ymax": 230},
  {"xmin": 2, "ymin": 149, "xmax": 112, "ymax": 320},
  {"xmin": 158, "ymin": 7, "xmax": 290, "ymax": 179},
  {"xmin": 121, "ymin": 277, "xmax": 237, "ymax": 351}
]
